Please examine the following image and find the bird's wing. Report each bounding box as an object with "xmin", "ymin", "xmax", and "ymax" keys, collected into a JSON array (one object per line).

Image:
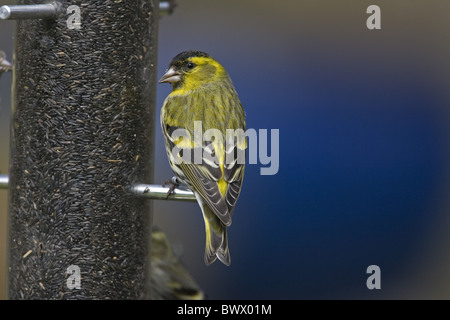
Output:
[
  {"xmin": 223, "ymin": 141, "xmax": 246, "ymax": 217},
  {"xmin": 162, "ymin": 121, "xmax": 232, "ymax": 226},
  {"xmin": 161, "ymin": 93, "xmax": 246, "ymax": 226},
  {"xmin": 178, "ymin": 141, "xmax": 232, "ymax": 226}
]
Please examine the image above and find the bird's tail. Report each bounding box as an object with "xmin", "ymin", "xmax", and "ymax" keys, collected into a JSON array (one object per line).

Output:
[{"xmin": 201, "ymin": 203, "xmax": 231, "ymax": 266}]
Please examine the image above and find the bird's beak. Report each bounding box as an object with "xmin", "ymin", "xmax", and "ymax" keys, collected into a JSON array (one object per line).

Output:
[{"xmin": 159, "ymin": 66, "xmax": 181, "ymax": 84}]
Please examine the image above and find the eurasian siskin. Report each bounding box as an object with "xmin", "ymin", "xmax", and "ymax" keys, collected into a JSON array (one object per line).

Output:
[{"xmin": 159, "ymin": 50, "xmax": 246, "ymax": 266}]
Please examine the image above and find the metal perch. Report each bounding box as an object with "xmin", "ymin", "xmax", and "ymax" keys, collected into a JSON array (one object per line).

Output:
[{"xmin": 0, "ymin": 174, "xmax": 195, "ymax": 201}]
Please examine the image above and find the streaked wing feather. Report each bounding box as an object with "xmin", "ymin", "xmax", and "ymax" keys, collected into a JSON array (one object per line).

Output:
[
  {"xmin": 225, "ymin": 180, "xmax": 242, "ymax": 216},
  {"xmin": 223, "ymin": 143, "xmax": 245, "ymax": 216},
  {"xmin": 179, "ymin": 161, "xmax": 231, "ymax": 226}
]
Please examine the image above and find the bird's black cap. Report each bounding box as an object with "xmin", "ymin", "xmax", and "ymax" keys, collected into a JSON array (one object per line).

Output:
[{"xmin": 169, "ymin": 50, "xmax": 210, "ymax": 66}]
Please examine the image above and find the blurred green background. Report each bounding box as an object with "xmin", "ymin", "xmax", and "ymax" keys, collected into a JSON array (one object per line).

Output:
[{"xmin": 2, "ymin": 0, "xmax": 450, "ymax": 299}]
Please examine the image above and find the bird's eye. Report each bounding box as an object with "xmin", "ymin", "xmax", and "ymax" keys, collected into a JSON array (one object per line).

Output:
[{"xmin": 186, "ymin": 62, "xmax": 195, "ymax": 69}]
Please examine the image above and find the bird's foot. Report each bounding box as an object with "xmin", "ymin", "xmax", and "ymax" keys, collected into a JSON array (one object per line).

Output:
[{"xmin": 163, "ymin": 176, "xmax": 179, "ymax": 200}]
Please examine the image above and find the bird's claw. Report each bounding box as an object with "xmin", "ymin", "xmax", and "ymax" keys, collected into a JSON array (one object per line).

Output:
[{"xmin": 163, "ymin": 177, "xmax": 179, "ymax": 200}]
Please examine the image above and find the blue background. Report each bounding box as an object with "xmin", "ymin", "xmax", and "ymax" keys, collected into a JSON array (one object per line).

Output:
[
  {"xmin": 2, "ymin": 0, "xmax": 450, "ymax": 299},
  {"xmin": 153, "ymin": 0, "xmax": 450, "ymax": 299}
]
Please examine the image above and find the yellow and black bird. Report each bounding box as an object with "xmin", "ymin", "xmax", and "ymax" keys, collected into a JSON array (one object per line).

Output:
[{"xmin": 159, "ymin": 50, "xmax": 246, "ymax": 266}]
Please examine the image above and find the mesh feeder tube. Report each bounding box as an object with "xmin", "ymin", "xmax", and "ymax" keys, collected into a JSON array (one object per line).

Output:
[{"xmin": 7, "ymin": 0, "xmax": 158, "ymax": 299}]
